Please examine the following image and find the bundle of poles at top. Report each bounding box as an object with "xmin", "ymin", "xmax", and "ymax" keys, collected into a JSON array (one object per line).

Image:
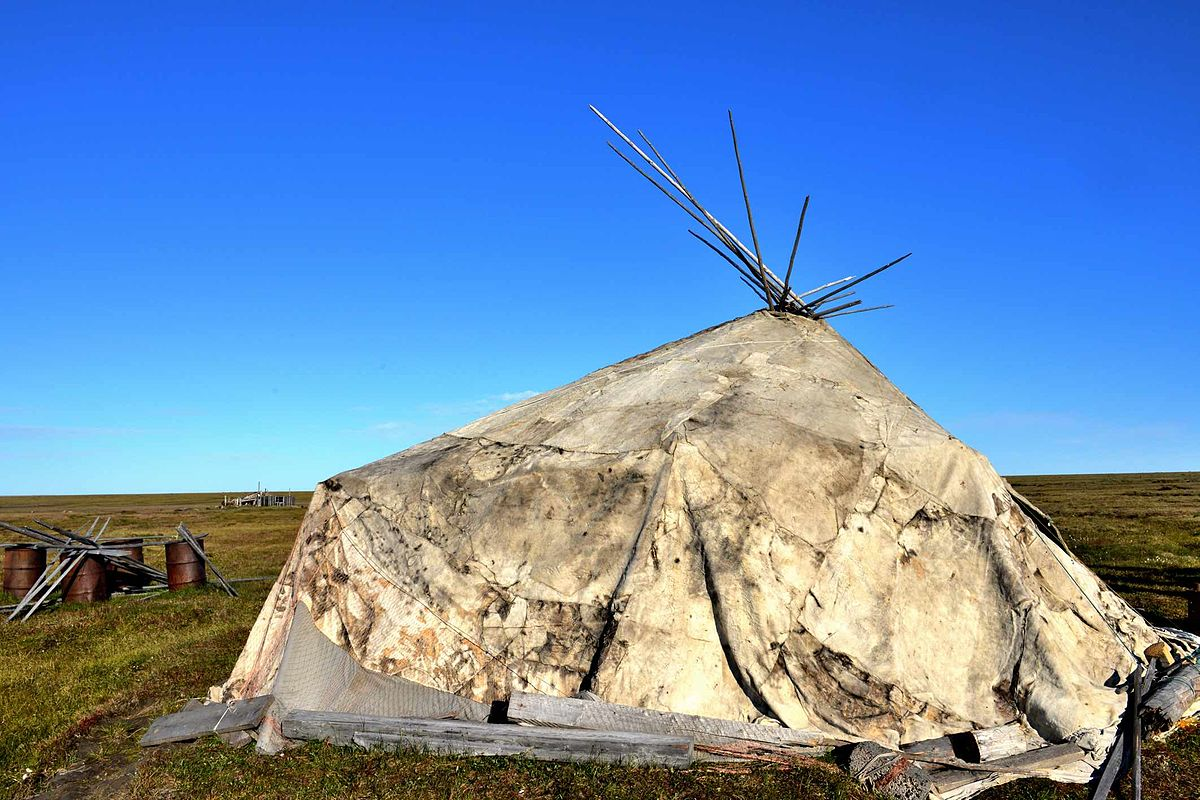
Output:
[{"xmin": 592, "ymin": 106, "xmax": 911, "ymax": 319}]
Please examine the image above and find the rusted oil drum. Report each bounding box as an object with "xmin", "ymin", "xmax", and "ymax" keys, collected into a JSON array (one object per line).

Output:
[
  {"xmin": 104, "ymin": 537, "xmax": 147, "ymax": 591},
  {"xmin": 60, "ymin": 553, "xmax": 110, "ymax": 603},
  {"xmin": 3, "ymin": 545, "xmax": 47, "ymax": 599},
  {"xmin": 166, "ymin": 539, "xmax": 207, "ymax": 591}
]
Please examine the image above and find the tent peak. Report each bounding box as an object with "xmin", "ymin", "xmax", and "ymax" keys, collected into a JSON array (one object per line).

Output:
[{"xmin": 592, "ymin": 104, "xmax": 908, "ymax": 322}]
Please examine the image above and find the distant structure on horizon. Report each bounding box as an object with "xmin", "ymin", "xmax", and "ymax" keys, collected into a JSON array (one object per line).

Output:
[{"xmin": 222, "ymin": 486, "xmax": 296, "ymax": 508}]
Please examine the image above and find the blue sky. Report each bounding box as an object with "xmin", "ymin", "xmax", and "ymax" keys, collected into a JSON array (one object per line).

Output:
[{"xmin": 1, "ymin": 2, "xmax": 1196, "ymax": 494}]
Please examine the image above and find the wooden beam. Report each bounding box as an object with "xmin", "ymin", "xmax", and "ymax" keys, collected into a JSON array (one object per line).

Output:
[
  {"xmin": 506, "ymin": 691, "xmax": 837, "ymax": 752},
  {"xmin": 929, "ymin": 743, "xmax": 1085, "ymax": 792},
  {"xmin": 282, "ymin": 710, "xmax": 693, "ymax": 766},
  {"xmin": 961, "ymin": 722, "xmax": 1047, "ymax": 762}
]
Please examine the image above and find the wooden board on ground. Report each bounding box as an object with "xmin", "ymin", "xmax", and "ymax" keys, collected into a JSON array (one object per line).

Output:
[
  {"xmin": 282, "ymin": 710, "xmax": 693, "ymax": 766},
  {"xmin": 506, "ymin": 691, "xmax": 838, "ymax": 752},
  {"xmin": 930, "ymin": 742, "xmax": 1085, "ymax": 793},
  {"xmin": 140, "ymin": 694, "xmax": 274, "ymax": 746}
]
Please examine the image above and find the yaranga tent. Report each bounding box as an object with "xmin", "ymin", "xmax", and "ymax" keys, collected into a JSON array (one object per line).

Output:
[{"xmin": 206, "ymin": 110, "xmax": 1200, "ymax": 798}]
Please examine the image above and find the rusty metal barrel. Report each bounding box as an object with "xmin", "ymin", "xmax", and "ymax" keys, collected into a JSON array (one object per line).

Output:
[
  {"xmin": 60, "ymin": 553, "xmax": 110, "ymax": 603},
  {"xmin": 166, "ymin": 539, "xmax": 206, "ymax": 591},
  {"xmin": 104, "ymin": 537, "xmax": 147, "ymax": 591},
  {"xmin": 3, "ymin": 545, "xmax": 47, "ymax": 599}
]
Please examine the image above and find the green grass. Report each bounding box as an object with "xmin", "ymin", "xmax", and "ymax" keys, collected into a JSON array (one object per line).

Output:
[
  {"xmin": 0, "ymin": 494, "xmax": 305, "ymax": 799},
  {"xmin": 1008, "ymin": 472, "xmax": 1200, "ymax": 627},
  {"xmin": 1, "ymin": 475, "xmax": 1197, "ymax": 800}
]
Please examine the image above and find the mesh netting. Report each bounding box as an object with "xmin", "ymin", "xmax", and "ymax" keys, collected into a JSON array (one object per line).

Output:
[{"xmin": 269, "ymin": 601, "xmax": 491, "ymax": 723}]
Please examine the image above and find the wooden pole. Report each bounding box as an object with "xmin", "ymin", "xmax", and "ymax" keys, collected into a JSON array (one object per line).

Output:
[
  {"xmin": 606, "ymin": 145, "xmax": 770, "ymax": 298},
  {"xmin": 820, "ymin": 304, "xmax": 894, "ymax": 319},
  {"xmin": 592, "ymin": 106, "xmax": 810, "ymax": 313},
  {"xmin": 806, "ymin": 253, "xmax": 912, "ymax": 309},
  {"xmin": 727, "ymin": 110, "xmax": 773, "ymax": 306},
  {"xmin": 797, "ymin": 275, "xmax": 855, "ymax": 298},
  {"xmin": 814, "ymin": 299, "xmax": 863, "ymax": 318},
  {"xmin": 779, "ymin": 196, "xmax": 810, "ymax": 311},
  {"xmin": 689, "ymin": 230, "xmax": 770, "ymax": 300},
  {"xmin": 636, "ymin": 129, "xmax": 682, "ymax": 185},
  {"xmin": 1188, "ymin": 583, "xmax": 1200, "ymax": 632},
  {"xmin": 807, "ymin": 289, "xmax": 855, "ymax": 310}
]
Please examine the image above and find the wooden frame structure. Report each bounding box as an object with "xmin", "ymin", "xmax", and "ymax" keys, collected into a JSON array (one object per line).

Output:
[{"xmin": 593, "ymin": 106, "xmax": 910, "ymax": 319}]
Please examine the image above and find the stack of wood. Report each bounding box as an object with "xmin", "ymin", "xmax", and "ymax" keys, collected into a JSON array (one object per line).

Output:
[
  {"xmin": 844, "ymin": 646, "xmax": 1200, "ymax": 800},
  {"xmin": 0, "ymin": 519, "xmax": 236, "ymax": 621},
  {"xmin": 139, "ymin": 651, "xmax": 1200, "ymax": 800},
  {"xmin": 845, "ymin": 722, "xmax": 1085, "ymax": 799}
]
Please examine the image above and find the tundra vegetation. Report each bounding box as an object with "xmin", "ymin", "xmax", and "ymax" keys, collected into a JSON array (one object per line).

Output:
[{"xmin": 0, "ymin": 472, "xmax": 1196, "ymax": 800}]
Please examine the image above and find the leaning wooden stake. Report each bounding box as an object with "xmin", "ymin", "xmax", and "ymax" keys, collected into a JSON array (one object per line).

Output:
[{"xmin": 176, "ymin": 524, "xmax": 238, "ymax": 597}]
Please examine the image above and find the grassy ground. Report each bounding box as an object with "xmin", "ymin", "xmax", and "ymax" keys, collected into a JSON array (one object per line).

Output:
[{"xmin": 0, "ymin": 474, "xmax": 1196, "ymax": 800}]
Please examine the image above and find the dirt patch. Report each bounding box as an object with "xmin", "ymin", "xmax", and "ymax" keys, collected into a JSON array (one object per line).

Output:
[{"xmin": 32, "ymin": 714, "xmax": 152, "ymax": 800}]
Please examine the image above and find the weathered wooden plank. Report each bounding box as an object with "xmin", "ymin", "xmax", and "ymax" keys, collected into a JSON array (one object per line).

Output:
[
  {"xmin": 930, "ymin": 743, "xmax": 1085, "ymax": 792},
  {"xmin": 140, "ymin": 695, "xmax": 274, "ymax": 746},
  {"xmin": 282, "ymin": 710, "xmax": 693, "ymax": 765},
  {"xmin": 506, "ymin": 691, "xmax": 836, "ymax": 752},
  {"xmin": 141, "ymin": 703, "xmax": 226, "ymax": 746},
  {"xmin": 215, "ymin": 694, "xmax": 275, "ymax": 733}
]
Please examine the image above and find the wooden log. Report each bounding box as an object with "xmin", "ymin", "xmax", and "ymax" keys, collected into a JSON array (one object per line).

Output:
[
  {"xmin": 900, "ymin": 735, "xmax": 957, "ymax": 760},
  {"xmin": 968, "ymin": 722, "xmax": 1046, "ymax": 762},
  {"xmin": 506, "ymin": 691, "xmax": 837, "ymax": 752},
  {"xmin": 900, "ymin": 722, "xmax": 1045, "ymax": 765},
  {"xmin": 140, "ymin": 695, "xmax": 274, "ymax": 746},
  {"xmin": 282, "ymin": 710, "xmax": 693, "ymax": 766},
  {"xmin": 929, "ymin": 743, "xmax": 1085, "ymax": 793},
  {"xmin": 1141, "ymin": 663, "xmax": 1200, "ymax": 733}
]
